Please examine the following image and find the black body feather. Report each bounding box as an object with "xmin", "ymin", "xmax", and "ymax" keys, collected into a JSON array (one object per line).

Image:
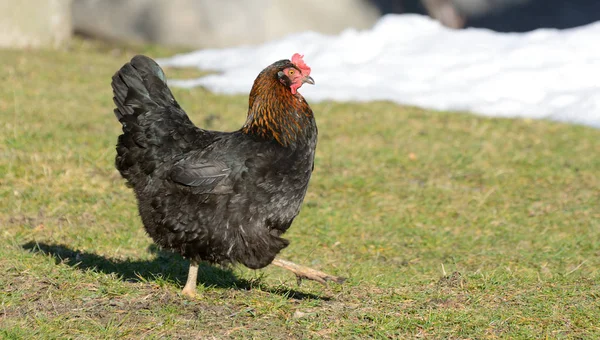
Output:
[{"xmin": 111, "ymin": 55, "xmax": 317, "ymax": 269}]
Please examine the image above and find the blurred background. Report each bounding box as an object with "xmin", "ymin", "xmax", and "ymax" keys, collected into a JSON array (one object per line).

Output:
[{"xmin": 2, "ymin": 0, "xmax": 599, "ymax": 49}]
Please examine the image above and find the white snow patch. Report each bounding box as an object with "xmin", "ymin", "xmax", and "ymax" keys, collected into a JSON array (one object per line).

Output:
[{"xmin": 158, "ymin": 14, "xmax": 600, "ymax": 128}]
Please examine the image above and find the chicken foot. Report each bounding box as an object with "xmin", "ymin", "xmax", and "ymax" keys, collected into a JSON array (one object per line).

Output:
[{"xmin": 272, "ymin": 258, "xmax": 346, "ymax": 285}]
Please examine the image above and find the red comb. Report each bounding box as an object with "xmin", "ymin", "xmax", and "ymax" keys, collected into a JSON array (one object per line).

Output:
[{"xmin": 291, "ymin": 53, "xmax": 311, "ymax": 76}]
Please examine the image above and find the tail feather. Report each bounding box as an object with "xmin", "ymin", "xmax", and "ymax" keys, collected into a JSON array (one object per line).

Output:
[
  {"xmin": 112, "ymin": 55, "xmax": 175, "ymax": 121},
  {"xmin": 111, "ymin": 55, "xmax": 199, "ymax": 187}
]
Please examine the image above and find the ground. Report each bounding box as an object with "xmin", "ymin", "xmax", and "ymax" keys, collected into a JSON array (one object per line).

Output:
[{"xmin": 1, "ymin": 39, "xmax": 599, "ymax": 339}]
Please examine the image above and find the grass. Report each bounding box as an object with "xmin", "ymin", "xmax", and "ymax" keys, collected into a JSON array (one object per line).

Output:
[{"xmin": 1, "ymin": 37, "xmax": 599, "ymax": 339}]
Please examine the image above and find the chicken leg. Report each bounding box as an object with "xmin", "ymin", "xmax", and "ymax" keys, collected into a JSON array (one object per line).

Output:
[
  {"xmin": 181, "ymin": 258, "xmax": 344, "ymax": 298},
  {"xmin": 181, "ymin": 260, "xmax": 199, "ymax": 297},
  {"xmin": 272, "ymin": 258, "xmax": 346, "ymax": 285}
]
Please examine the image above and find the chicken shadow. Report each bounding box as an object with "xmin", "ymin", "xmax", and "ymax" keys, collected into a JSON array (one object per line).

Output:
[{"xmin": 21, "ymin": 241, "xmax": 328, "ymax": 301}]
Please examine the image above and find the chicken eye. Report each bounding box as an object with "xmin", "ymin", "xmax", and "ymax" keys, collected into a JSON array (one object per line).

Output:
[{"xmin": 288, "ymin": 69, "xmax": 295, "ymax": 75}]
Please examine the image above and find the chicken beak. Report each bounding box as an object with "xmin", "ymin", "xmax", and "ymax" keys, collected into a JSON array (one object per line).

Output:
[{"xmin": 303, "ymin": 76, "xmax": 315, "ymax": 85}]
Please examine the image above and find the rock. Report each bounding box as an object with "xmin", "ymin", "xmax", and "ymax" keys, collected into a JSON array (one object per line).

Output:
[
  {"xmin": 72, "ymin": 0, "xmax": 380, "ymax": 49},
  {"xmin": 422, "ymin": 0, "xmax": 465, "ymax": 28},
  {"xmin": 0, "ymin": 0, "xmax": 72, "ymax": 49}
]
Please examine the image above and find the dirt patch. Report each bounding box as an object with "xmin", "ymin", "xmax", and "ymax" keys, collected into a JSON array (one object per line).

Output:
[{"xmin": 438, "ymin": 271, "xmax": 467, "ymax": 288}]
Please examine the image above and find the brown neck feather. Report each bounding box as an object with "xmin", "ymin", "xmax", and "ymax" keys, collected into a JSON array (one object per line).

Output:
[{"xmin": 241, "ymin": 69, "xmax": 314, "ymax": 147}]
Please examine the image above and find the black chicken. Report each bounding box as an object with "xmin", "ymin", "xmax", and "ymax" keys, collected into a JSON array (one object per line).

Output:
[{"xmin": 111, "ymin": 54, "xmax": 342, "ymax": 297}]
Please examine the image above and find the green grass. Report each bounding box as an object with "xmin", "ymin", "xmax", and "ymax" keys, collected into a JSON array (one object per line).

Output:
[{"xmin": 1, "ymin": 38, "xmax": 599, "ymax": 339}]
